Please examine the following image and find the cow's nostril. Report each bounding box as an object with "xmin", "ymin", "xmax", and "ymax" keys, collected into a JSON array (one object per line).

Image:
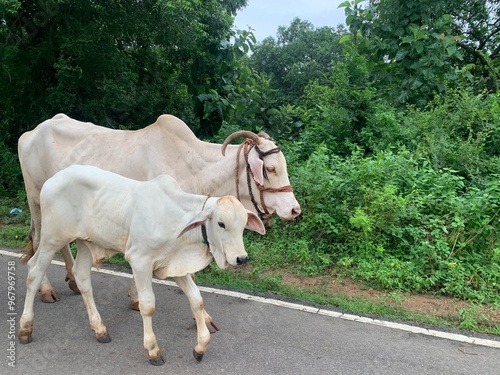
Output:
[
  {"xmin": 292, "ymin": 207, "xmax": 301, "ymax": 218},
  {"xmin": 236, "ymin": 256, "xmax": 248, "ymax": 265}
]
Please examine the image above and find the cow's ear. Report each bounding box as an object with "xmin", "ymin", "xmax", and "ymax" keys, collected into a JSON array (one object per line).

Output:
[
  {"xmin": 177, "ymin": 211, "xmax": 211, "ymax": 238},
  {"xmin": 245, "ymin": 210, "xmax": 266, "ymax": 235},
  {"xmin": 248, "ymin": 152, "xmax": 264, "ymax": 186}
]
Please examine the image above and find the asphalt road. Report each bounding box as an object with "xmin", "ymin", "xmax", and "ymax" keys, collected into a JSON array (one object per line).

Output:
[{"xmin": 1, "ymin": 249, "xmax": 499, "ymax": 375}]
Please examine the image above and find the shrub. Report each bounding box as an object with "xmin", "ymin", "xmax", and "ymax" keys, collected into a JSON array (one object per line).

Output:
[
  {"xmin": 0, "ymin": 140, "xmax": 22, "ymax": 197},
  {"xmin": 362, "ymin": 89, "xmax": 500, "ymax": 184},
  {"xmin": 275, "ymin": 143, "xmax": 500, "ymax": 303}
]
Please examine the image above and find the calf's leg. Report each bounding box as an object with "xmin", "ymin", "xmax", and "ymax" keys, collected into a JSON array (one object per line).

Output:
[
  {"xmin": 130, "ymin": 258, "xmax": 164, "ymax": 366},
  {"xmin": 73, "ymin": 241, "xmax": 110, "ymax": 343},
  {"xmin": 128, "ymin": 278, "xmax": 140, "ymax": 311},
  {"xmin": 19, "ymin": 244, "xmax": 59, "ymax": 344},
  {"xmin": 173, "ymin": 275, "xmax": 211, "ymax": 362},
  {"xmin": 39, "ymin": 273, "xmax": 60, "ymax": 303},
  {"xmin": 61, "ymin": 243, "xmax": 79, "ymax": 294},
  {"xmin": 127, "ymin": 274, "xmax": 219, "ymax": 333}
]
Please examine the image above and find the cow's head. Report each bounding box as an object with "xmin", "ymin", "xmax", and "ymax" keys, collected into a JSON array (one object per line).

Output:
[
  {"xmin": 177, "ymin": 196, "xmax": 265, "ymax": 269},
  {"xmin": 221, "ymin": 131, "xmax": 301, "ymax": 221}
]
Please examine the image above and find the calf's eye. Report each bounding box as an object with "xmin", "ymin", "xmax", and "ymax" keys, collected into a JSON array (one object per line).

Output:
[
  {"xmin": 266, "ymin": 166, "xmax": 276, "ymax": 173},
  {"xmin": 218, "ymin": 222, "xmax": 226, "ymax": 229}
]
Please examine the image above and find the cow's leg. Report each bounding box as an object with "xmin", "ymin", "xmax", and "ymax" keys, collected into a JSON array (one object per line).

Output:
[
  {"xmin": 73, "ymin": 241, "xmax": 110, "ymax": 343},
  {"xmin": 19, "ymin": 244, "xmax": 59, "ymax": 344},
  {"xmin": 61, "ymin": 243, "xmax": 79, "ymax": 294},
  {"xmin": 173, "ymin": 275, "xmax": 211, "ymax": 362},
  {"xmin": 130, "ymin": 259, "xmax": 164, "ymax": 366}
]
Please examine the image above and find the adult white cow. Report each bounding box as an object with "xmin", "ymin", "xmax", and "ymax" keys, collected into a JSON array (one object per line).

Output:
[
  {"xmin": 18, "ymin": 113, "xmax": 301, "ymax": 306},
  {"xmin": 19, "ymin": 165, "xmax": 266, "ymax": 365}
]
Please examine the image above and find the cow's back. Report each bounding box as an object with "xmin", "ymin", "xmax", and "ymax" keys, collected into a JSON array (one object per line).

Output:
[
  {"xmin": 20, "ymin": 114, "xmax": 147, "ymax": 190},
  {"xmin": 18, "ymin": 113, "xmax": 205, "ymax": 196}
]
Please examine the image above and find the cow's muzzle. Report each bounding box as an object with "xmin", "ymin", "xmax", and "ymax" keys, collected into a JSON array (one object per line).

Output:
[{"xmin": 236, "ymin": 256, "xmax": 248, "ymax": 265}]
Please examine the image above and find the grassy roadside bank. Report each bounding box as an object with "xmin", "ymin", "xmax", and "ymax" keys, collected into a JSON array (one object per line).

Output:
[{"xmin": 1, "ymin": 199, "xmax": 498, "ymax": 337}]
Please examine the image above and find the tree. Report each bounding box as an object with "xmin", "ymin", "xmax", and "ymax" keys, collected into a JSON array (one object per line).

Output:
[
  {"xmin": 0, "ymin": 0, "xmax": 248, "ymax": 149},
  {"xmin": 298, "ymin": 47, "xmax": 377, "ymax": 158},
  {"xmin": 249, "ymin": 18, "xmax": 346, "ymax": 106},
  {"xmin": 340, "ymin": 0, "xmax": 499, "ymax": 105},
  {"xmin": 449, "ymin": 0, "xmax": 500, "ymax": 92},
  {"xmin": 340, "ymin": 0, "xmax": 464, "ymax": 106}
]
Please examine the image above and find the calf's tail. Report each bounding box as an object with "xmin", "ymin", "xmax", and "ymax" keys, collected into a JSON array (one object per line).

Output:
[{"xmin": 21, "ymin": 231, "xmax": 35, "ymax": 264}]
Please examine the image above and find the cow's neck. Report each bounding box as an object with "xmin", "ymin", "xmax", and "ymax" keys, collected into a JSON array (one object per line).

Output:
[{"xmin": 190, "ymin": 143, "xmax": 262, "ymax": 217}]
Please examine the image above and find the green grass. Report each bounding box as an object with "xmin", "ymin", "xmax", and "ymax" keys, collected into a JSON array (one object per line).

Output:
[
  {"xmin": 0, "ymin": 198, "xmax": 30, "ymax": 248},
  {"xmin": 193, "ymin": 264, "xmax": 500, "ymax": 335},
  {"xmin": 0, "ymin": 225, "xmax": 29, "ymax": 248}
]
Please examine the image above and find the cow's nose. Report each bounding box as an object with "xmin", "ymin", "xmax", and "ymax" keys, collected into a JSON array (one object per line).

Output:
[
  {"xmin": 291, "ymin": 206, "xmax": 301, "ymax": 218},
  {"xmin": 236, "ymin": 256, "xmax": 248, "ymax": 265}
]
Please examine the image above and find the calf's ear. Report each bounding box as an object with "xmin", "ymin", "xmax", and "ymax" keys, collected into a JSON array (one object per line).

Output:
[
  {"xmin": 246, "ymin": 211, "xmax": 266, "ymax": 235},
  {"xmin": 177, "ymin": 211, "xmax": 211, "ymax": 238}
]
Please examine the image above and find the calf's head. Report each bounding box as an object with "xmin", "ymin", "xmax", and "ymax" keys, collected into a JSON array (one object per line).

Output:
[{"xmin": 178, "ymin": 196, "xmax": 265, "ymax": 268}]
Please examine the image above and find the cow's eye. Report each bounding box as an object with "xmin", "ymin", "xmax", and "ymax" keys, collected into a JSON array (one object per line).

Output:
[
  {"xmin": 266, "ymin": 166, "xmax": 276, "ymax": 173},
  {"xmin": 218, "ymin": 221, "xmax": 225, "ymax": 229}
]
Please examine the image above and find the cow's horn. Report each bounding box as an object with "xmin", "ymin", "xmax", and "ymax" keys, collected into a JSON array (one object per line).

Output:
[{"xmin": 221, "ymin": 131, "xmax": 261, "ymax": 156}]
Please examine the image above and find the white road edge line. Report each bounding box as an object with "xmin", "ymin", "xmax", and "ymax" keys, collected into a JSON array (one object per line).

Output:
[{"xmin": 2, "ymin": 248, "xmax": 499, "ymax": 349}]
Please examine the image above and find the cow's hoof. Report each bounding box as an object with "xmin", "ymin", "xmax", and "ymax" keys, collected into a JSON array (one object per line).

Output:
[
  {"xmin": 193, "ymin": 349, "xmax": 204, "ymax": 362},
  {"xmin": 18, "ymin": 332, "xmax": 32, "ymax": 344},
  {"xmin": 130, "ymin": 301, "xmax": 140, "ymax": 311},
  {"xmin": 40, "ymin": 291, "xmax": 60, "ymax": 303},
  {"xmin": 67, "ymin": 279, "xmax": 81, "ymax": 294},
  {"xmin": 149, "ymin": 354, "xmax": 165, "ymax": 366},
  {"xmin": 96, "ymin": 333, "xmax": 111, "ymax": 343}
]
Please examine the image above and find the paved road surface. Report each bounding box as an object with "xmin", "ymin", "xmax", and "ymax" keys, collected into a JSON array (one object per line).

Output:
[{"xmin": 1, "ymin": 249, "xmax": 499, "ymax": 375}]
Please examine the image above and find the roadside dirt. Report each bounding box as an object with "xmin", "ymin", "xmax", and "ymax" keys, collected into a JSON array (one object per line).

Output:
[{"xmin": 280, "ymin": 272, "xmax": 500, "ymax": 327}]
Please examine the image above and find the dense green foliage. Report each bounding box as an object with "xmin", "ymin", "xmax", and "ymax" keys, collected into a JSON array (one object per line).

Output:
[
  {"xmin": 249, "ymin": 18, "xmax": 345, "ymax": 107},
  {"xmin": 340, "ymin": 0, "xmax": 499, "ymax": 105},
  {"xmin": 1, "ymin": 0, "xmax": 499, "ymax": 305},
  {"xmin": 0, "ymin": 0, "xmax": 248, "ymax": 141},
  {"xmin": 246, "ymin": 86, "xmax": 500, "ymax": 304}
]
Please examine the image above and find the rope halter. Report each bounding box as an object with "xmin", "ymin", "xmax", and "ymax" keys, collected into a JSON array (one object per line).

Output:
[{"xmin": 235, "ymin": 138, "xmax": 294, "ymax": 221}]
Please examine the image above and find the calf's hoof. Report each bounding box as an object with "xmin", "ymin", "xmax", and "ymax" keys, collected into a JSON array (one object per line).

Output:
[
  {"xmin": 96, "ymin": 333, "xmax": 111, "ymax": 343},
  {"xmin": 149, "ymin": 354, "xmax": 165, "ymax": 366},
  {"xmin": 40, "ymin": 290, "xmax": 60, "ymax": 303},
  {"xmin": 18, "ymin": 330, "xmax": 32, "ymax": 344},
  {"xmin": 67, "ymin": 278, "xmax": 81, "ymax": 294},
  {"xmin": 208, "ymin": 320, "xmax": 220, "ymax": 334},
  {"xmin": 130, "ymin": 300, "xmax": 140, "ymax": 311},
  {"xmin": 193, "ymin": 349, "xmax": 204, "ymax": 362}
]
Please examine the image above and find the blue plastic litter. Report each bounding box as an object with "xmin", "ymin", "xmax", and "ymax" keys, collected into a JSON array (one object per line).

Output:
[{"xmin": 9, "ymin": 208, "xmax": 22, "ymax": 215}]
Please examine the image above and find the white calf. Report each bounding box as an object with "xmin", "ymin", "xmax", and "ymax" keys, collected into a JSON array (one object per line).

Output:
[{"xmin": 19, "ymin": 165, "xmax": 265, "ymax": 365}]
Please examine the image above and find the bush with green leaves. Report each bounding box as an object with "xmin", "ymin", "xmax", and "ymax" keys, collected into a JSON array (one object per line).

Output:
[
  {"xmin": 266, "ymin": 143, "xmax": 500, "ymax": 303},
  {"xmin": 0, "ymin": 140, "xmax": 22, "ymax": 197},
  {"xmin": 297, "ymin": 48, "xmax": 376, "ymax": 158},
  {"xmin": 361, "ymin": 89, "xmax": 500, "ymax": 184}
]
